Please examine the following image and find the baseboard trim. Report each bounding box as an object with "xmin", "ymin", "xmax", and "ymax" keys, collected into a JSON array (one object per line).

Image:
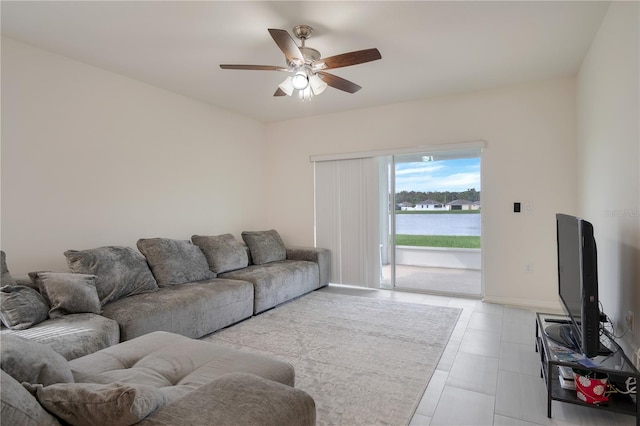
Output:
[{"xmin": 482, "ymin": 295, "xmax": 562, "ymax": 313}]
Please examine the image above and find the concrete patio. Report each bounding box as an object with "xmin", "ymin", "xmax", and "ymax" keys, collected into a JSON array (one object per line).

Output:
[{"xmin": 381, "ymin": 264, "xmax": 481, "ymax": 296}]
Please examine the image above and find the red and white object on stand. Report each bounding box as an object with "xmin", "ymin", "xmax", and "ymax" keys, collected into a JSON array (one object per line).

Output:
[{"xmin": 573, "ymin": 370, "xmax": 609, "ymax": 405}]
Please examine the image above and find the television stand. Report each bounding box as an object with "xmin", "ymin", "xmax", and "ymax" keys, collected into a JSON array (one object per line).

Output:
[{"xmin": 535, "ymin": 312, "xmax": 639, "ymax": 425}]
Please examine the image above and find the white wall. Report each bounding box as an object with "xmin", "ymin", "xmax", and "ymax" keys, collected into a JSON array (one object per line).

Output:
[
  {"xmin": 5, "ymin": 6, "xmax": 634, "ymax": 322},
  {"xmin": 1, "ymin": 38, "xmax": 268, "ymax": 274},
  {"xmin": 265, "ymin": 78, "xmax": 577, "ymax": 309},
  {"xmin": 577, "ymin": 2, "xmax": 640, "ymax": 352}
]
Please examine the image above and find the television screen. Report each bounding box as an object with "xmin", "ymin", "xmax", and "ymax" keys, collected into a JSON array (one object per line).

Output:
[{"xmin": 554, "ymin": 213, "xmax": 601, "ymax": 358}]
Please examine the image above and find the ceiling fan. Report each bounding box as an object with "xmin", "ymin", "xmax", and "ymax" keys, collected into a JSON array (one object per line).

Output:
[{"xmin": 220, "ymin": 25, "xmax": 381, "ymax": 100}]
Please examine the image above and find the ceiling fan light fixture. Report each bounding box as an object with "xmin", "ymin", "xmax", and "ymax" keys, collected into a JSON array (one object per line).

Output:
[
  {"xmin": 278, "ymin": 76, "xmax": 294, "ymax": 96},
  {"xmin": 291, "ymin": 71, "xmax": 309, "ymax": 90},
  {"xmin": 298, "ymin": 86, "xmax": 313, "ymax": 101},
  {"xmin": 309, "ymin": 74, "xmax": 328, "ymax": 95}
]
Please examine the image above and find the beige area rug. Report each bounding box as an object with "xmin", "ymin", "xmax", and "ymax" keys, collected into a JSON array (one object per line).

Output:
[{"xmin": 204, "ymin": 291, "xmax": 461, "ymax": 425}]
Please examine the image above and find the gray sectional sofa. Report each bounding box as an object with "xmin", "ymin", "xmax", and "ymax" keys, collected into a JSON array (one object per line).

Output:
[
  {"xmin": 0, "ymin": 230, "xmax": 329, "ymax": 425},
  {"xmin": 1, "ymin": 230, "xmax": 330, "ymax": 358},
  {"xmin": 2, "ymin": 331, "xmax": 316, "ymax": 426}
]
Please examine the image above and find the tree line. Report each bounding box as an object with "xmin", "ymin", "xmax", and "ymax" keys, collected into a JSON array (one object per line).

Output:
[{"xmin": 396, "ymin": 188, "xmax": 480, "ymax": 205}]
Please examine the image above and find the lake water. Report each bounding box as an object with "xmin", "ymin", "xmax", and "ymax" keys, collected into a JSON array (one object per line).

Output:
[{"xmin": 395, "ymin": 214, "xmax": 481, "ymax": 236}]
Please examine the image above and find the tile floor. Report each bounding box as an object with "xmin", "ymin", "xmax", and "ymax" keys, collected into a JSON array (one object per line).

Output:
[{"xmin": 319, "ymin": 284, "xmax": 636, "ymax": 426}]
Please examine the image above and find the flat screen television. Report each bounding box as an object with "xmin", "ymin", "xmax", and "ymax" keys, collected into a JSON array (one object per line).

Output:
[{"xmin": 546, "ymin": 213, "xmax": 601, "ymax": 358}]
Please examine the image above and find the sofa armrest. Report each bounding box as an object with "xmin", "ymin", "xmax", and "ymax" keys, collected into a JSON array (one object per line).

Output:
[
  {"xmin": 138, "ymin": 373, "xmax": 316, "ymax": 426},
  {"xmin": 286, "ymin": 246, "xmax": 331, "ymax": 288}
]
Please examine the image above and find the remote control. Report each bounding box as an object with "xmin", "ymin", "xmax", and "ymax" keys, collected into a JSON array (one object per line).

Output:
[{"xmin": 545, "ymin": 318, "xmax": 570, "ymax": 324}]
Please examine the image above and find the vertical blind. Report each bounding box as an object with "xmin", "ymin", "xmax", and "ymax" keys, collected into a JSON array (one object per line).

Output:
[{"xmin": 314, "ymin": 158, "xmax": 381, "ymax": 288}]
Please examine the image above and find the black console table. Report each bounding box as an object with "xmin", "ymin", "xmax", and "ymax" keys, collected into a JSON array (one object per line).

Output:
[{"xmin": 535, "ymin": 312, "xmax": 639, "ymax": 425}]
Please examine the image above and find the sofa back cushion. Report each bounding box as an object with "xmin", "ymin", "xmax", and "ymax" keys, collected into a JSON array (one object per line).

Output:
[
  {"xmin": 65, "ymin": 246, "xmax": 159, "ymax": 305},
  {"xmin": 191, "ymin": 234, "xmax": 249, "ymax": 274},
  {"xmin": 241, "ymin": 230, "xmax": 287, "ymax": 265},
  {"xmin": 137, "ymin": 238, "xmax": 215, "ymax": 286},
  {"xmin": 0, "ymin": 285, "xmax": 49, "ymax": 329},
  {"xmin": 1, "ymin": 370, "xmax": 60, "ymax": 426},
  {"xmin": 0, "ymin": 334, "xmax": 74, "ymax": 386}
]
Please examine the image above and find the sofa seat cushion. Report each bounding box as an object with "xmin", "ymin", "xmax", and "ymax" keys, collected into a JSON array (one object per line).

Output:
[
  {"xmin": 0, "ymin": 313, "xmax": 120, "ymax": 360},
  {"xmin": 219, "ymin": 260, "xmax": 319, "ymax": 314},
  {"xmin": 101, "ymin": 279, "xmax": 253, "ymax": 341},
  {"xmin": 69, "ymin": 331, "xmax": 295, "ymax": 404}
]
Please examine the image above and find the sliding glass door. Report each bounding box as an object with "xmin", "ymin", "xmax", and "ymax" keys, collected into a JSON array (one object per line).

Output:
[
  {"xmin": 314, "ymin": 142, "xmax": 483, "ymax": 294},
  {"xmin": 382, "ymin": 148, "xmax": 482, "ymax": 296}
]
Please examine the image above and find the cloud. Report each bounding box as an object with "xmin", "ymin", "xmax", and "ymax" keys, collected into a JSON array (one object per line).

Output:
[
  {"xmin": 394, "ymin": 159, "xmax": 481, "ymax": 192},
  {"xmin": 395, "ymin": 164, "xmax": 445, "ymax": 176}
]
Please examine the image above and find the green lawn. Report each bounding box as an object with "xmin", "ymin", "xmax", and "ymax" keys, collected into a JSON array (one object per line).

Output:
[{"xmin": 395, "ymin": 234, "xmax": 480, "ymax": 249}]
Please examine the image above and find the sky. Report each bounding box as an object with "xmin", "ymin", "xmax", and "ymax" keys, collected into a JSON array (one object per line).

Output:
[{"xmin": 395, "ymin": 158, "xmax": 481, "ymax": 193}]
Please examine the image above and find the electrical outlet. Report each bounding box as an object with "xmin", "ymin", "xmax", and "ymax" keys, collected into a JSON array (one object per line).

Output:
[
  {"xmin": 525, "ymin": 263, "xmax": 533, "ymax": 273},
  {"xmin": 626, "ymin": 311, "xmax": 634, "ymax": 333}
]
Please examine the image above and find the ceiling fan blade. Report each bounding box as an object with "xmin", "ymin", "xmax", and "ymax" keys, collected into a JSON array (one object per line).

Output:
[
  {"xmin": 317, "ymin": 72, "xmax": 362, "ymax": 94},
  {"xmin": 268, "ymin": 28, "xmax": 304, "ymax": 65},
  {"xmin": 220, "ymin": 64, "xmax": 289, "ymax": 71},
  {"xmin": 317, "ymin": 48, "xmax": 382, "ymax": 70},
  {"xmin": 274, "ymin": 87, "xmax": 288, "ymax": 97}
]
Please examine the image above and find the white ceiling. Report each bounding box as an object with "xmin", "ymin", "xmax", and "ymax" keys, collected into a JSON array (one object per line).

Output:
[{"xmin": 1, "ymin": 1, "xmax": 610, "ymax": 123}]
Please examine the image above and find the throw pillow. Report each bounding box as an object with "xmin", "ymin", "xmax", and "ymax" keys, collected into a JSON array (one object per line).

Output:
[
  {"xmin": 0, "ymin": 285, "xmax": 49, "ymax": 329},
  {"xmin": 1, "ymin": 371, "xmax": 60, "ymax": 426},
  {"xmin": 136, "ymin": 238, "xmax": 216, "ymax": 286},
  {"xmin": 1, "ymin": 251, "xmax": 17, "ymax": 287},
  {"xmin": 0, "ymin": 334, "xmax": 74, "ymax": 386},
  {"xmin": 64, "ymin": 246, "xmax": 159, "ymax": 305},
  {"xmin": 36, "ymin": 272, "xmax": 101, "ymax": 318},
  {"xmin": 25, "ymin": 382, "xmax": 168, "ymax": 426},
  {"xmin": 191, "ymin": 234, "xmax": 249, "ymax": 274},
  {"xmin": 28, "ymin": 270, "xmax": 50, "ymax": 289},
  {"xmin": 241, "ymin": 229, "xmax": 287, "ymax": 265}
]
